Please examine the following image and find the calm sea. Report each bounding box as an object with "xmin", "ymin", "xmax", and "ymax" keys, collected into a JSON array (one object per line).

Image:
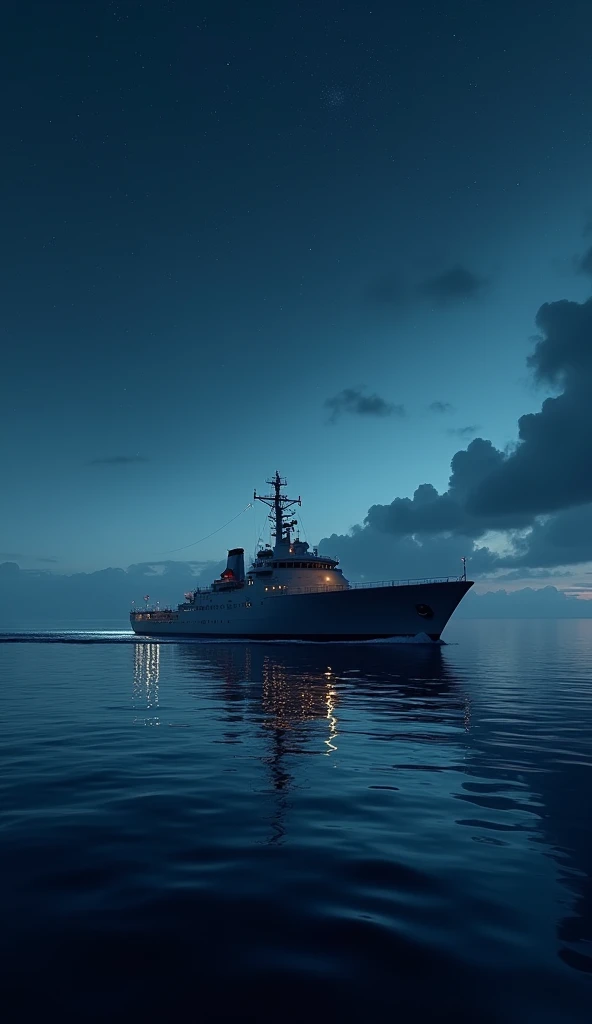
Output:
[{"xmin": 0, "ymin": 619, "xmax": 590, "ymax": 1022}]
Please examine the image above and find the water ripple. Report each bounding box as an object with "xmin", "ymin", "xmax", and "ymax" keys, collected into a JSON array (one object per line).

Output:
[{"xmin": 0, "ymin": 620, "xmax": 590, "ymax": 1020}]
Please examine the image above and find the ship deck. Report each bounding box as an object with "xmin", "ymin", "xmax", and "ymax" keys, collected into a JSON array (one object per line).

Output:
[{"xmin": 131, "ymin": 575, "xmax": 468, "ymax": 616}]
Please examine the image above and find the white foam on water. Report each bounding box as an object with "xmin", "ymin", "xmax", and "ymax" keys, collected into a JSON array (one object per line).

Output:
[
  {"xmin": 364, "ymin": 633, "xmax": 444, "ymax": 646},
  {"xmin": 0, "ymin": 631, "xmax": 444, "ymax": 646}
]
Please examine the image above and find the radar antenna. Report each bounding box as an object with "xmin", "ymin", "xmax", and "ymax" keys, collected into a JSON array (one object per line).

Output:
[{"xmin": 254, "ymin": 471, "xmax": 301, "ymax": 548}]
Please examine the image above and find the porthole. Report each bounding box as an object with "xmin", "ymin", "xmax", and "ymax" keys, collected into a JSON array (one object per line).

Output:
[{"xmin": 415, "ymin": 603, "xmax": 434, "ymax": 619}]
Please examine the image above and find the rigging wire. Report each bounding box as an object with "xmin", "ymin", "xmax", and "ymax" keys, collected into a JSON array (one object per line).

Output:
[
  {"xmin": 253, "ymin": 502, "xmax": 268, "ymax": 560},
  {"xmin": 252, "ymin": 501, "xmax": 265, "ymax": 562},
  {"xmin": 158, "ymin": 503, "xmax": 253, "ymax": 556},
  {"xmin": 296, "ymin": 509, "xmax": 309, "ymax": 545}
]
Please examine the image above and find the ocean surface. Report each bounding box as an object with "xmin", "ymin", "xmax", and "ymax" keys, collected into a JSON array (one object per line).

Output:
[{"xmin": 0, "ymin": 619, "xmax": 590, "ymax": 1022}]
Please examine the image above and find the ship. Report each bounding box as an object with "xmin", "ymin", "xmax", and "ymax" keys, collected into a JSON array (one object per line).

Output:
[{"xmin": 130, "ymin": 472, "xmax": 473, "ymax": 642}]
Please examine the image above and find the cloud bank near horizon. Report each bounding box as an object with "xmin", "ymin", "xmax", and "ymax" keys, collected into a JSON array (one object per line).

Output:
[{"xmin": 1, "ymin": 559, "xmax": 590, "ymax": 623}]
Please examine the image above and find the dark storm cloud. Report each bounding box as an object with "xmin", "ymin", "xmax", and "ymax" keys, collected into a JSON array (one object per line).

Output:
[
  {"xmin": 447, "ymin": 425, "xmax": 479, "ymax": 438},
  {"xmin": 362, "ymin": 437, "xmax": 529, "ymax": 541},
  {"xmin": 88, "ymin": 455, "xmax": 149, "ymax": 466},
  {"xmin": 319, "ymin": 526, "xmax": 497, "ymax": 583},
  {"xmin": 365, "ymin": 483, "xmax": 468, "ymax": 537},
  {"xmin": 36, "ymin": 557, "xmax": 58, "ymax": 564},
  {"xmin": 353, "ymin": 295, "xmax": 592, "ymax": 533},
  {"xmin": 467, "ymin": 297, "xmax": 592, "ymax": 519},
  {"xmin": 324, "ymin": 387, "xmax": 405, "ymax": 424},
  {"xmin": 325, "ymin": 494, "xmax": 592, "ymax": 579},
  {"xmin": 318, "ymin": 291, "xmax": 592, "ymax": 576},
  {"xmin": 319, "ymin": 502, "xmax": 592, "ymax": 583},
  {"xmin": 507, "ymin": 504, "xmax": 592, "ymax": 568},
  {"xmin": 428, "ymin": 401, "xmax": 454, "ymax": 414},
  {"xmin": 419, "ymin": 265, "xmax": 487, "ymax": 304}
]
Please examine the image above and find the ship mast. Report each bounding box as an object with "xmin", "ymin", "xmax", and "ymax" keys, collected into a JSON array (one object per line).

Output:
[{"xmin": 254, "ymin": 471, "xmax": 301, "ymax": 549}]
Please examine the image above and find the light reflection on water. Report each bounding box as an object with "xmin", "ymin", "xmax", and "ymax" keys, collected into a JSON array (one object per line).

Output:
[
  {"xmin": 133, "ymin": 643, "xmax": 160, "ymax": 725},
  {"xmin": 0, "ymin": 620, "xmax": 590, "ymax": 1021}
]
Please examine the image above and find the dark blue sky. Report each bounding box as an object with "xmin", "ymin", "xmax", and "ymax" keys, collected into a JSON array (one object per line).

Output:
[{"xmin": 2, "ymin": 0, "xmax": 592, "ymax": 588}]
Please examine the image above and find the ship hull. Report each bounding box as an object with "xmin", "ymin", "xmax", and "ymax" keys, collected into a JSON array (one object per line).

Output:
[{"xmin": 130, "ymin": 580, "xmax": 473, "ymax": 642}]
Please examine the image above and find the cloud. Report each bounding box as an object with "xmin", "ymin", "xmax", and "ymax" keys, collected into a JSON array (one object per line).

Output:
[
  {"xmin": 0, "ymin": 559, "xmax": 223, "ymax": 625},
  {"xmin": 507, "ymin": 504, "xmax": 592, "ymax": 568},
  {"xmin": 419, "ymin": 265, "xmax": 487, "ymax": 304},
  {"xmin": 429, "ymin": 401, "xmax": 454, "ymax": 414},
  {"xmin": 5, "ymin": 268, "xmax": 590, "ymax": 611},
  {"xmin": 359, "ymin": 437, "xmax": 531, "ymax": 542},
  {"xmin": 88, "ymin": 455, "xmax": 149, "ymax": 466},
  {"xmin": 125, "ymin": 559, "xmax": 223, "ymax": 578},
  {"xmin": 1, "ymin": 561, "xmax": 590, "ymax": 623},
  {"xmin": 365, "ymin": 483, "xmax": 468, "ymax": 538},
  {"xmin": 319, "ymin": 519, "xmax": 498, "ymax": 584},
  {"xmin": 319, "ymin": 449, "xmax": 592, "ymax": 581},
  {"xmin": 324, "ymin": 387, "xmax": 405, "ymax": 424},
  {"xmin": 447, "ymin": 425, "xmax": 480, "ymax": 438},
  {"xmin": 317, "ymin": 286, "xmax": 592, "ymax": 577},
  {"xmin": 490, "ymin": 567, "xmax": 575, "ymax": 582},
  {"xmin": 0, "ymin": 552, "xmax": 57, "ymax": 565},
  {"xmin": 0, "ymin": 561, "xmax": 21, "ymax": 577},
  {"xmin": 467, "ymin": 297, "xmax": 592, "ymax": 520}
]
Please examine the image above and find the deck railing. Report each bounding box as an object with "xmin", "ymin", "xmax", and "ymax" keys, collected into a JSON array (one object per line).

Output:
[
  {"xmin": 352, "ymin": 575, "xmax": 463, "ymax": 589},
  {"xmin": 264, "ymin": 575, "xmax": 465, "ymax": 597},
  {"xmin": 130, "ymin": 574, "xmax": 466, "ymax": 612}
]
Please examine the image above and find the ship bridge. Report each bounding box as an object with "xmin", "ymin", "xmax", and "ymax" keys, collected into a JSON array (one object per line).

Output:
[{"xmin": 249, "ymin": 474, "xmax": 345, "ymax": 588}]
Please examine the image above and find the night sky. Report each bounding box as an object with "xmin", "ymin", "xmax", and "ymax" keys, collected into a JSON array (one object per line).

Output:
[{"xmin": 2, "ymin": 0, "xmax": 592, "ymax": 596}]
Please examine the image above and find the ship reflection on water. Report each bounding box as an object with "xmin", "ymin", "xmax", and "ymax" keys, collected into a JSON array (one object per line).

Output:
[
  {"xmin": 134, "ymin": 640, "xmax": 461, "ymax": 845},
  {"xmin": 175, "ymin": 643, "xmax": 355, "ymax": 847},
  {"xmin": 129, "ymin": 635, "xmax": 592, "ymax": 979},
  {"xmin": 171, "ymin": 639, "xmax": 458, "ymax": 729}
]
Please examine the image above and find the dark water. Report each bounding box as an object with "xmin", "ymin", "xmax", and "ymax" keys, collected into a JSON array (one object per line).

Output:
[{"xmin": 1, "ymin": 620, "xmax": 591, "ymax": 1022}]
